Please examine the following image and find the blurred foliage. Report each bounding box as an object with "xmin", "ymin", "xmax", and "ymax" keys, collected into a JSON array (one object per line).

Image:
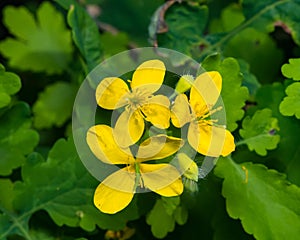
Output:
[
  {"xmin": 0, "ymin": 0, "xmax": 300, "ymax": 239},
  {"xmin": 0, "ymin": 2, "xmax": 73, "ymax": 74}
]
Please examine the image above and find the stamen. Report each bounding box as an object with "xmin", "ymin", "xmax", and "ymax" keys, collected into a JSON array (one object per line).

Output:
[
  {"xmin": 210, "ymin": 106, "xmax": 223, "ymax": 115},
  {"xmin": 201, "ymin": 106, "xmax": 223, "ymax": 119},
  {"xmin": 198, "ymin": 119, "xmax": 218, "ymax": 126}
]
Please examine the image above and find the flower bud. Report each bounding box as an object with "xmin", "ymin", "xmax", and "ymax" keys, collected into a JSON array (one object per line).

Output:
[
  {"xmin": 175, "ymin": 74, "xmax": 194, "ymax": 93},
  {"xmin": 177, "ymin": 153, "xmax": 198, "ymax": 182}
]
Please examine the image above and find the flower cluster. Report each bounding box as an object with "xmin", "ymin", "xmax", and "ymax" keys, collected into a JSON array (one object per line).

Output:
[{"xmin": 86, "ymin": 60, "xmax": 235, "ymax": 214}]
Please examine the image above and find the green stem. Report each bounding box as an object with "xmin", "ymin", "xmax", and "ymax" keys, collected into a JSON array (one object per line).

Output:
[
  {"xmin": 134, "ymin": 162, "xmax": 141, "ymax": 190},
  {"xmin": 199, "ymin": 0, "xmax": 290, "ymax": 59},
  {"xmin": 168, "ymin": 92, "xmax": 178, "ymax": 101},
  {"xmin": 235, "ymin": 133, "xmax": 272, "ymax": 147},
  {"xmin": 235, "ymin": 139, "xmax": 248, "ymax": 147}
]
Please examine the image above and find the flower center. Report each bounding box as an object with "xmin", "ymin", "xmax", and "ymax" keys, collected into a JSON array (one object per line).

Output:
[{"xmin": 126, "ymin": 88, "xmax": 151, "ymax": 110}]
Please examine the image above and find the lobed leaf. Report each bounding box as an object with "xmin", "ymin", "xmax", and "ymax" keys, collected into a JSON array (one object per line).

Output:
[
  {"xmin": 173, "ymin": 206, "xmax": 188, "ymax": 226},
  {"xmin": 0, "ymin": 103, "xmax": 39, "ymax": 176},
  {"xmin": 256, "ymin": 83, "xmax": 300, "ymax": 185},
  {"xmin": 146, "ymin": 196, "xmax": 188, "ymax": 238},
  {"xmin": 32, "ymin": 82, "xmax": 77, "ymax": 129},
  {"xmin": 0, "ymin": 2, "xmax": 73, "ymax": 74},
  {"xmin": 0, "ymin": 138, "xmax": 140, "ymax": 239},
  {"xmin": 155, "ymin": 2, "xmax": 208, "ymax": 59},
  {"xmin": 279, "ymin": 82, "xmax": 300, "ymax": 118},
  {"xmin": 211, "ymin": 192, "xmax": 254, "ymax": 240},
  {"xmin": 215, "ymin": 156, "xmax": 300, "ymax": 240},
  {"xmin": 239, "ymin": 108, "xmax": 280, "ymax": 156},
  {"xmin": 0, "ymin": 64, "xmax": 21, "ymax": 108},
  {"xmin": 281, "ymin": 58, "xmax": 300, "ymax": 80},
  {"xmin": 146, "ymin": 199, "xmax": 175, "ymax": 239}
]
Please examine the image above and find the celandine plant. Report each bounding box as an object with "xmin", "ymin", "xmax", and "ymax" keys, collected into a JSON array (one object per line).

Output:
[
  {"xmin": 85, "ymin": 59, "xmax": 234, "ymax": 214},
  {"xmin": 0, "ymin": 1, "xmax": 300, "ymax": 240}
]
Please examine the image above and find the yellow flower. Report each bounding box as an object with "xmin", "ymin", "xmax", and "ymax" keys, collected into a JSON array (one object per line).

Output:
[
  {"xmin": 171, "ymin": 71, "xmax": 235, "ymax": 157},
  {"xmin": 95, "ymin": 59, "xmax": 170, "ymax": 148},
  {"xmin": 86, "ymin": 125, "xmax": 184, "ymax": 214}
]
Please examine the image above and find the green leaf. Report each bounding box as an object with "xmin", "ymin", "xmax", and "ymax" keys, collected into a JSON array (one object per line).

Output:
[
  {"xmin": 201, "ymin": 54, "xmax": 249, "ymax": 131},
  {"xmin": 173, "ymin": 206, "xmax": 188, "ymax": 225},
  {"xmin": 242, "ymin": 0, "xmax": 300, "ymax": 45},
  {"xmin": 211, "ymin": 191, "xmax": 254, "ymax": 240},
  {"xmin": 197, "ymin": 0, "xmax": 300, "ymax": 62},
  {"xmin": 67, "ymin": 3, "xmax": 102, "ymax": 71},
  {"xmin": 100, "ymin": 32, "xmax": 129, "ymax": 57},
  {"xmin": 239, "ymin": 108, "xmax": 280, "ymax": 156},
  {"xmin": 0, "ymin": 180, "xmax": 29, "ymax": 239},
  {"xmin": 32, "ymin": 82, "xmax": 77, "ymax": 129},
  {"xmin": 238, "ymin": 59, "xmax": 261, "ymax": 98},
  {"xmin": 223, "ymin": 28, "xmax": 284, "ymax": 83},
  {"xmin": 146, "ymin": 199, "xmax": 175, "ymax": 239},
  {"xmin": 146, "ymin": 196, "xmax": 188, "ymax": 238},
  {"xmin": 281, "ymin": 58, "xmax": 300, "ymax": 80},
  {"xmin": 53, "ymin": 0, "xmax": 74, "ymax": 9},
  {"xmin": 0, "ymin": 64, "xmax": 21, "ymax": 108},
  {"xmin": 256, "ymin": 83, "xmax": 300, "ymax": 185},
  {"xmin": 279, "ymin": 82, "xmax": 300, "ymax": 118},
  {"xmin": 0, "ymin": 138, "xmax": 140, "ymax": 239},
  {"xmin": 28, "ymin": 228, "xmax": 57, "ymax": 240},
  {"xmin": 156, "ymin": 3, "xmax": 208, "ymax": 57},
  {"xmin": 209, "ymin": 3, "xmax": 245, "ymax": 33},
  {"xmin": 0, "ymin": 179, "xmax": 14, "ymax": 211},
  {"xmin": 161, "ymin": 196, "xmax": 180, "ymax": 215},
  {"xmin": 0, "ymin": 2, "xmax": 73, "ymax": 74},
  {"xmin": 215, "ymin": 157, "xmax": 300, "ymax": 240},
  {"xmin": 99, "ymin": 0, "xmax": 163, "ymax": 45},
  {"xmin": 0, "ymin": 102, "xmax": 39, "ymax": 176}
]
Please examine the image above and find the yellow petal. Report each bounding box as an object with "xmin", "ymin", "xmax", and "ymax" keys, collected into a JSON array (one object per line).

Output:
[
  {"xmin": 86, "ymin": 125, "xmax": 134, "ymax": 164},
  {"xmin": 188, "ymin": 122, "xmax": 235, "ymax": 157},
  {"xmin": 190, "ymin": 71, "xmax": 222, "ymax": 117},
  {"xmin": 96, "ymin": 77, "xmax": 129, "ymax": 110},
  {"xmin": 131, "ymin": 60, "xmax": 166, "ymax": 93},
  {"xmin": 136, "ymin": 135, "xmax": 183, "ymax": 161},
  {"xmin": 94, "ymin": 167, "xmax": 136, "ymax": 214},
  {"xmin": 113, "ymin": 109, "xmax": 145, "ymax": 148},
  {"xmin": 221, "ymin": 129, "xmax": 236, "ymax": 156},
  {"xmin": 171, "ymin": 94, "xmax": 192, "ymax": 128},
  {"xmin": 140, "ymin": 163, "xmax": 183, "ymax": 196},
  {"xmin": 177, "ymin": 153, "xmax": 198, "ymax": 182},
  {"xmin": 141, "ymin": 95, "xmax": 170, "ymax": 129}
]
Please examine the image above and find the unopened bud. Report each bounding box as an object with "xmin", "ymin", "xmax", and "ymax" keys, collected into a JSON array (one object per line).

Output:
[
  {"xmin": 177, "ymin": 153, "xmax": 198, "ymax": 182},
  {"xmin": 175, "ymin": 74, "xmax": 194, "ymax": 93}
]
